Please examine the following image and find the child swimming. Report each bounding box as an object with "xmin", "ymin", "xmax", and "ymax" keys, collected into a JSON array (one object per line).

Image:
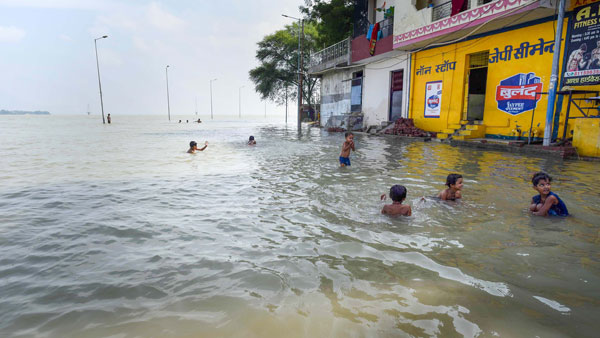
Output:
[
  {"xmin": 530, "ymin": 172, "xmax": 569, "ymax": 216},
  {"xmin": 248, "ymin": 136, "xmax": 256, "ymax": 145},
  {"xmin": 438, "ymin": 174, "xmax": 463, "ymax": 201},
  {"xmin": 339, "ymin": 132, "xmax": 355, "ymax": 166},
  {"xmin": 380, "ymin": 185, "xmax": 412, "ymax": 216},
  {"xmin": 187, "ymin": 140, "xmax": 208, "ymax": 154}
]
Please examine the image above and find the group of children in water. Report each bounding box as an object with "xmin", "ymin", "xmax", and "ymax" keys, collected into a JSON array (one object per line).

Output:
[
  {"xmin": 339, "ymin": 132, "xmax": 569, "ymax": 218},
  {"xmin": 187, "ymin": 131, "xmax": 569, "ymax": 218},
  {"xmin": 186, "ymin": 136, "xmax": 256, "ymax": 154}
]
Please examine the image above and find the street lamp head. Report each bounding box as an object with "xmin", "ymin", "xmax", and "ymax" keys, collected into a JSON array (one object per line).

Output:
[
  {"xmin": 282, "ymin": 14, "xmax": 301, "ymax": 21},
  {"xmin": 102, "ymin": 35, "xmax": 108, "ymax": 38},
  {"xmin": 166, "ymin": 65, "xmax": 170, "ymax": 68}
]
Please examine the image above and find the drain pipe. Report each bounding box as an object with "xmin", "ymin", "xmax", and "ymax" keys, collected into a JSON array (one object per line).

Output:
[
  {"xmin": 404, "ymin": 52, "xmax": 412, "ymax": 119},
  {"xmin": 543, "ymin": 0, "xmax": 566, "ymax": 146}
]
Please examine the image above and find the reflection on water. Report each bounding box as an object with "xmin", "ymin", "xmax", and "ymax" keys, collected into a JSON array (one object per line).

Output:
[{"xmin": 0, "ymin": 115, "xmax": 599, "ymax": 337}]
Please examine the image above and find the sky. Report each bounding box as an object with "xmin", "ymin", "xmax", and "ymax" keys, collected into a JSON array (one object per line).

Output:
[{"xmin": 0, "ymin": 0, "xmax": 304, "ymax": 118}]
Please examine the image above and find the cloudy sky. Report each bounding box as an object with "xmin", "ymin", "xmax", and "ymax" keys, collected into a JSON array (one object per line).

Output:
[{"xmin": 0, "ymin": 0, "xmax": 304, "ymax": 118}]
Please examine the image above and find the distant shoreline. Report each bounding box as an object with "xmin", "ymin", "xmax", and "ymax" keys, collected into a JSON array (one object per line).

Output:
[{"xmin": 0, "ymin": 110, "xmax": 50, "ymax": 115}]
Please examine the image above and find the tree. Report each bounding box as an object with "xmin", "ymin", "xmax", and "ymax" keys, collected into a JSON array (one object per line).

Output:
[
  {"xmin": 301, "ymin": 0, "xmax": 354, "ymax": 49},
  {"xmin": 249, "ymin": 23, "xmax": 320, "ymax": 109}
]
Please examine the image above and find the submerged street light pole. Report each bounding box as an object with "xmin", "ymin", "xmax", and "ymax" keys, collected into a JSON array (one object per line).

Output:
[
  {"xmin": 165, "ymin": 65, "xmax": 171, "ymax": 121},
  {"xmin": 94, "ymin": 35, "xmax": 108, "ymax": 124},
  {"xmin": 238, "ymin": 85, "xmax": 245, "ymax": 118},
  {"xmin": 210, "ymin": 78, "xmax": 217, "ymax": 120},
  {"xmin": 282, "ymin": 14, "xmax": 304, "ymax": 132}
]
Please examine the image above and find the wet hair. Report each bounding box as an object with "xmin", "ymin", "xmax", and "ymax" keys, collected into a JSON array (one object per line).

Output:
[
  {"xmin": 345, "ymin": 132, "xmax": 353, "ymax": 138},
  {"xmin": 446, "ymin": 174, "xmax": 463, "ymax": 187},
  {"xmin": 249, "ymin": 136, "xmax": 255, "ymax": 141},
  {"xmin": 389, "ymin": 185, "xmax": 407, "ymax": 202},
  {"xmin": 189, "ymin": 141, "xmax": 197, "ymax": 148},
  {"xmin": 532, "ymin": 172, "xmax": 552, "ymax": 186}
]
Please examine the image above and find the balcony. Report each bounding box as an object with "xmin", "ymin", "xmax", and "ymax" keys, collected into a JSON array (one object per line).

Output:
[
  {"xmin": 431, "ymin": 1, "xmax": 472, "ymax": 21},
  {"xmin": 393, "ymin": 0, "xmax": 556, "ymax": 50},
  {"xmin": 351, "ymin": 17, "xmax": 395, "ymax": 63},
  {"xmin": 308, "ymin": 38, "xmax": 351, "ymax": 75}
]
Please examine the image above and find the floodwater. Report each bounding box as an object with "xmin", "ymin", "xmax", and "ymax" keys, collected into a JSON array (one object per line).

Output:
[{"xmin": 1, "ymin": 115, "xmax": 599, "ymax": 337}]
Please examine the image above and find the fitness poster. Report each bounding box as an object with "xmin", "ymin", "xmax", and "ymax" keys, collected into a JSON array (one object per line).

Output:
[{"xmin": 564, "ymin": 1, "xmax": 600, "ymax": 86}]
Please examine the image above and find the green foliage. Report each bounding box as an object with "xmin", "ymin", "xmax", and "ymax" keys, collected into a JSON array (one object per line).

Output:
[
  {"xmin": 249, "ymin": 23, "xmax": 320, "ymax": 108},
  {"xmin": 301, "ymin": 0, "xmax": 354, "ymax": 48}
]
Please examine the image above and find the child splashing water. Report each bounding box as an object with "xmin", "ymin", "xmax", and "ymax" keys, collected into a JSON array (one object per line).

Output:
[
  {"xmin": 187, "ymin": 141, "xmax": 208, "ymax": 154},
  {"xmin": 530, "ymin": 172, "xmax": 569, "ymax": 216},
  {"xmin": 380, "ymin": 185, "xmax": 412, "ymax": 216},
  {"xmin": 438, "ymin": 174, "xmax": 463, "ymax": 201}
]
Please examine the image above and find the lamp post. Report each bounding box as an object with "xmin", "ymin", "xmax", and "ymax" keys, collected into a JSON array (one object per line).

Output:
[
  {"xmin": 282, "ymin": 14, "xmax": 304, "ymax": 132},
  {"xmin": 285, "ymin": 83, "xmax": 288, "ymax": 124},
  {"xmin": 543, "ymin": 0, "xmax": 566, "ymax": 146},
  {"xmin": 165, "ymin": 65, "xmax": 171, "ymax": 121},
  {"xmin": 94, "ymin": 35, "xmax": 108, "ymax": 124},
  {"xmin": 238, "ymin": 85, "xmax": 245, "ymax": 118},
  {"xmin": 210, "ymin": 78, "xmax": 217, "ymax": 120}
]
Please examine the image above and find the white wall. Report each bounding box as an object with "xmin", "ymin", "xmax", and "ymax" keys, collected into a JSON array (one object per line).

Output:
[
  {"xmin": 362, "ymin": 51, "xmax": 410, "ymax": 127},
  {"xmin": 369, "ymin": 0, "xmax": 395, "ymax": 24},
  {"xmin": 319, "ymin": 68, "xmax": 358, "ymax": 125},
  {"xmin": 394, "ymin": 0, "xmax": 433, "ymax": 38}
]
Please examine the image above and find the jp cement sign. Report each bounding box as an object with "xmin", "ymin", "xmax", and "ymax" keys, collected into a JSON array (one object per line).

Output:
[{"xmin": 496, "ymin": 73, "xmax": 543, "ymax": 115}]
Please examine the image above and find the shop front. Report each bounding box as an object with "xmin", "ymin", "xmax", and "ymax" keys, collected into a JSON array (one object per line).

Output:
[{"xmin": 409, "ymin": 19, "xmax": 568, "ymax": 140}]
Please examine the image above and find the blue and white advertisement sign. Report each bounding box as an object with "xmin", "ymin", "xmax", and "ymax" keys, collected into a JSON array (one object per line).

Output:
[{"xmin": 424, "ymin": 81, "xmax": 442, "ymax": 118}]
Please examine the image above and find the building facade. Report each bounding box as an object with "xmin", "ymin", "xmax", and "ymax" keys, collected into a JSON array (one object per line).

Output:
[
  {"xmin": 311, "ymin": 0, "xmax": 600, "ymax": 151},
  {"xmin": 394, "ymin": 0, "xmax": 600, "ymax": 141},
  {"xmin": 309, "ymin": 0, "xmax": 410, "ymax": 129}
]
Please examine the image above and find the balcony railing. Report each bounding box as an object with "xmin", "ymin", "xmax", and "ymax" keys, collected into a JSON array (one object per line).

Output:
[
  {"xmin": 432, "ymin": 0, "xmax": 472, "ymax": 22},
  {"xmin": 308, "ymin": 38, "xmax": 351, "ymax": 72}
]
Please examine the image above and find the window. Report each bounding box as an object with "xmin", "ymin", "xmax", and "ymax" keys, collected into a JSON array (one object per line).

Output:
[{"xmin": 351, "ymin": 71, "xmax": 363, "ymax": 113}]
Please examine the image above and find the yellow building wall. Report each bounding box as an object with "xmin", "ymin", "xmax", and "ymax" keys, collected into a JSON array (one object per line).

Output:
[
  {"xmin": 409, "ymin": 20, "xmax": 570, "ymax": 138},
  {"xmin": 573, "ymin": 118, "xmax": 600, "ymax": 156}
]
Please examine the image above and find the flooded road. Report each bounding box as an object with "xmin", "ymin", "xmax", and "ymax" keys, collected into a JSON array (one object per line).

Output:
[{"xmin": 1, "ymin": 115, "xmax": 599, "ymax": 337}]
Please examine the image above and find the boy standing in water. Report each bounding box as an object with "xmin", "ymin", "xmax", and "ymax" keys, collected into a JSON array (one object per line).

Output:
[
  {"xmin": 530, "ymin": 172, "xmax": 569, "ymax": 216},
  {"xmin": 339, "ymin": 132, "xmax": 355, "ymax": 166},
  {"xmin": 381, "ymin": 185, "xmax": 412, "ymax": 216},
  {"xmin": 187, "ymin": 141, "xmax": 208, "ymax": 154},
  {"xmin": 248, "ymin": 136, "xmax": 256, "ymax": 145},
  {"xmin": 438, "ymin": 174, "xmax": 463, "ymax": 201}
]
